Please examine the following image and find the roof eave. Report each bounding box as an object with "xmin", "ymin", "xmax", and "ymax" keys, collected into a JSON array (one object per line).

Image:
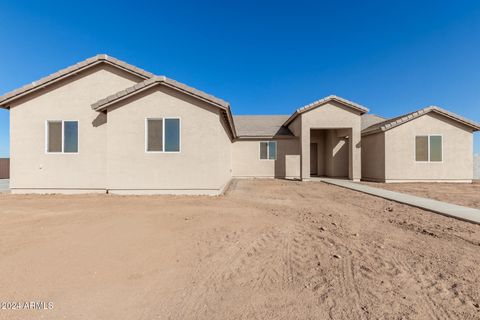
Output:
[
  {"xmin": 283, "ymin": 111, "xmax": 299, "ymax": 127},
  {"xmin": 361, "ymin": 107, "xmax": 480, "ymax": 135},
  {"xmin": 0, "ymin": 55, "xmax": 153, "ymax": 108},
  {"xmin": 430, "ymin": 108, "xmax": 480, "ymax": 131},
  {"xmin": 224, "ymin": 108, "xmax": 238, "ymax": 139},
  {"xmin": 283, "ymin": 96, "xmax": 369, "ymax": 127},
  {"xmin": 235, "ymin": 135, "xmax": 296, "ymax": 140},
  {"xmin": 92, "ymin": 80, "xmax": 229, "ymax": 112}
]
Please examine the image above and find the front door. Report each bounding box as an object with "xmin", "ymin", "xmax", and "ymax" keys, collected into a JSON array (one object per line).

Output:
[{"xmin": 310, "ymin": 143, "xmax": 318, "ymax": 176}]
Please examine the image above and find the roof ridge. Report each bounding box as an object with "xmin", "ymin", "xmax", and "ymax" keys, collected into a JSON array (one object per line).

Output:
[
  {"xmin": 296, "ymin": 95, "xmax": 368, "ymax": 113},
  {"xmin": 362, "ymin": 106, "xmax": 480, "ymax": 134},
  {"xmin": 91, "ymin": 74, "xmax": 230, "ymax": 111},
  {"xmin": 0, "ymin": 54, "xmax": 155, "ymax": 108},
  {"xmin": 283, "ymin": 95, "xmax": 369, "ymax": 127}
]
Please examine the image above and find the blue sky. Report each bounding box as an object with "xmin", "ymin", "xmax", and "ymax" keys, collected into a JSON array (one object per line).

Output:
[{"xmin": 0, "ymin": 0, "xmax": 479, "ymax": 157}]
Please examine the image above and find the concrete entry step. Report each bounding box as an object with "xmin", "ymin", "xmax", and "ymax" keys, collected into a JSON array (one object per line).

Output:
[{"xmin": 315, "ymin": 177, "xmax": 480, "ymax": 225}]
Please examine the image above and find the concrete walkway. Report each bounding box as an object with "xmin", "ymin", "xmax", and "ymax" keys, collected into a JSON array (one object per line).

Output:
[
  {"xmin": 0, "ymin": 179, "xmax": 10, "ymax": 193},
  {"xmin": 316, "ymin": 178, "xmax": 480, "ymax": 225}
]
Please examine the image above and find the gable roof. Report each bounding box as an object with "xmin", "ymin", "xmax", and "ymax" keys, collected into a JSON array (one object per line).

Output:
[
  {"xmin": 362, "ymin": 106, "xmax": 480, "ymax": 135},
  {"xmin": 361, "ymin": 114, "xmax": 386, "ymax": 131},
  {"xmin": 91, "ymin": 76, "xmax": 229, "ymax": 111},
  {"xmin": 91, "ymin": 76, "xmax": 237, "ymax": 139},
  {"xmin": 233, "ymin": 115, "xmax": 293, "ymax": 138},
  {"xmin": 283, "ymin": 95, "xmax": 369, "ymax": 127},
  {"xmin": 0, "ymin": 54, "xmax": 154, "ymax": 109}
]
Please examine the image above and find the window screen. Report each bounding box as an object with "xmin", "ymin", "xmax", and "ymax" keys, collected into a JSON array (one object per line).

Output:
[
  {"xmin": 429, "ymin": 136, "xmax": 442, "ymax": 162},
  {"xmin": 260, "ymin": 142, "xmax": 268, "ymax": 159},
  {"xmin": 47, "ymin": 121, "xmax": 62, "ymax": 152},
  {"xmin": 260, "ymin": 141, "xmax": 276, "ymax": 160},
  {"xmin": 268, "ymin": 141, "xmax": 277, "ymax": 160},
  {"xmin": 165, "ymin": 118, "xmax": 180, "ymax": 152},
  {"xmin": 415, "ymin": 136, "xmax": 428, "ymax": 161},
  {"xmin": 147, "ymin": 119, "xmax": 163, "ymax": 152},
  {"xmin": 64, "ymin": 121, "xmax": 78, "ymax": 153}
]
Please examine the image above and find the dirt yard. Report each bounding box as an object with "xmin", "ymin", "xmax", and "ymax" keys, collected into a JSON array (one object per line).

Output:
[
  {"xmin": 362, "ymin": 181, "xmax": 480, "ymax": 209},
  {"xmin": 1, "ymin": 179, "xmax": 480, "ymax": 320}
]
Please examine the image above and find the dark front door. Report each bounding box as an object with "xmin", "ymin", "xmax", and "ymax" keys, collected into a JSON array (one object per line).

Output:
[{"xmin": 310, "ymin": 143, "xmax": 318, "ymax": 176}]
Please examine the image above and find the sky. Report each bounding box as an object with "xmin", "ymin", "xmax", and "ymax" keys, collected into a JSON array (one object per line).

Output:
[{"xmin": 0, "ymin": 0, "xmax": 479, "ymax": 157}]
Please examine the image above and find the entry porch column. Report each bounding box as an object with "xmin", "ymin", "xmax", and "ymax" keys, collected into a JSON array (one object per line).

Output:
[
  {"xmin": 301, "ymin": 127, "xmax": 310, "ymax": 180},
  {"xmin": 349, "ymin": 127, "xmax": 361, "ymax": 181}
]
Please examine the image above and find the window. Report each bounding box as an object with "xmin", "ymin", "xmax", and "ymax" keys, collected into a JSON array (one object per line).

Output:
[
  {"xmin": 260, "ymin": 141, "xmax": 277, "ymax": 160},
  {"xmin": 415, "ymin": 136, "xmax": 428, "ymax": 161},
  {"xmin": 415, "ymin": 135, "xmax": 442, "ymax": 162},
  {"xmin": 146, "ymin": 118, "xmax": 180, "ymax": 152},
  {"xmin": 429, "ymin": 136, "xmax": 442, "ymax": 162},
  {"xmin": 46, "ymin": 120, "xmax": 78, "ymax": 153}
]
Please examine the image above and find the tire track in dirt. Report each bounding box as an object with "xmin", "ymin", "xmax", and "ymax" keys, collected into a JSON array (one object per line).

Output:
[
  {"xmin": 170, "ymin": 214, "xmax": 336, "ymax": 319},
  {"xmin": 391, "ymin": 256, "xmax": 454, "ymax": 320},
  {"xmin": 169, "ymin": 227, "xmax": 286, "ymax": 319},
  {"xmin": 343, "ymin": 256, "xmax": 365, "ymax": 319},
  {"xmin": 138, "ymin": 227, "xmax": 251, "ymax": 320}
]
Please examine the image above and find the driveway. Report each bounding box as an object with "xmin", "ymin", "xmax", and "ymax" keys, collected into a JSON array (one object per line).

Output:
[{"xmin": 0, "ymin": 179, "xmax": 9, "ymax": 192}]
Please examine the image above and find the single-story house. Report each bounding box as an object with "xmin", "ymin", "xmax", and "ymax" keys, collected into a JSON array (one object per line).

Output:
[{"xmin": 0, "ymin": 54, "xmax": 478, "ymax": 194}]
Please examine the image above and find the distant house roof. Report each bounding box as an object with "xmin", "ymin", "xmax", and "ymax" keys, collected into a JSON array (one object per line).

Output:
[
  {"xmin": 283, "ymin": 95, "xmax": 369, "ymax": 127},
  {"xmin": 362, "ymin": 106, "xmax": 480, "ymax": 135},
  {"xmin": 0, "ymin": 54, "xmax": 154, "ymax": 108},
  {"xmin": 361, "ymin": 114, "xmax": 386, "ymax": 131},
  {"xmin": 233, "ymin": 115, "xmax": 293, "ymax": 138}
]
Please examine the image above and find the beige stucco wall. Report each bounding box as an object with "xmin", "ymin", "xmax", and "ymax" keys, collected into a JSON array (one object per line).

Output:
[
  {"xmin": 105, "ymin": 86, "xmax": 232, "ymax": 194},
  {"xmin": 288, "ymin": 116, "xmax": 302, "ymax": 137},
  {"xmin": 9, "ymin": 65, "xmax": 142, "ymax": 192},
  {"xmin": 294, "ymin": 102, "xmax": 362, "ymax": 180},
  {"xmin": 361, "ymin": 132, "xmax": 385, "ymax": 181},
  {"xmin": 310, "ymin": 130, "xmax": 325, "ymax": 176},
  {"xmin": 285, "ymin": 155, "xmax": 301, "ymax": 178},
  {"xmin": 310, "ymin": 129, "xmax": 349, "ymax": 177},
  {"xmin": 324, "ymin": 129, "xmax": 349, "ymax": 177},
  {"xmin": 231, "ymin": 138, "xmax": 300, "ymax": 178},
  {"xmin": 384, "ymin": 113, "xmax": 474, "ymax": 181}
]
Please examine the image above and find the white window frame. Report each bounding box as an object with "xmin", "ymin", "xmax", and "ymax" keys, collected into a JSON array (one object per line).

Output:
[
  {"xmin": 45, "ymin": 120, "xmax": 79, "ymax": 154},
  {"xmin": 259, "ymin": 141, "xmax": 277, "ymax": 160},
  {"xmin": 414, "ymin": 134, "xmax": 443, "ymax": 163},
  {"xmin": 145, "ymin": 117, "xmax": 181, "ymax": 153}
]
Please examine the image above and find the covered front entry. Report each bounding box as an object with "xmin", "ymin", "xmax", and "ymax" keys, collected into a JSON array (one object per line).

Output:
[
  {"xmin": 285, "ymin": 96, "xmax": 365, "ymax": 181},
  {"xmin": 309, "ymin": 129, "xmax": 350, "ymax": 178}
]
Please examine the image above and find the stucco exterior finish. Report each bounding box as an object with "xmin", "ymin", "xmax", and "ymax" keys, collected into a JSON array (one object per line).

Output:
[
  {"xmin": 295, "ymin": 102, "xmax": 362, "ymax": 181},
  {"xmin": 4, "ymin": 55, "xmax": 478, "ymax": 194},
  {"xmin": 231, "ymin": 139, "xmax": 300, "ymax": 178},
  {"xmin": 310, "ymin": 129, "xmax": 349, "ymax": 177},
  {"xmin": 9, "ymin": 65, "xmax": 142, "ymax": 193},
  {"xmin": 361, "ymin": 132, "xmax": 386, "ymax": 181},
  {"xmin": 384, "ymin": 113, "xmax": 474, "ymax": 182},
  {"xmin": 106, "ymin": 86, "xmax": 232, "ymax": 194}
]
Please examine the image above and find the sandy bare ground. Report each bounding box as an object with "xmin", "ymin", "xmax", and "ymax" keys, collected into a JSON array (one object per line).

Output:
[
  {"xmin": 1, "ymin": 179, "xmax": 480, "ymax": 320},
  {"xmin": 362, "ymin": 181, "xmax": 480, "ymax": 209}
]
